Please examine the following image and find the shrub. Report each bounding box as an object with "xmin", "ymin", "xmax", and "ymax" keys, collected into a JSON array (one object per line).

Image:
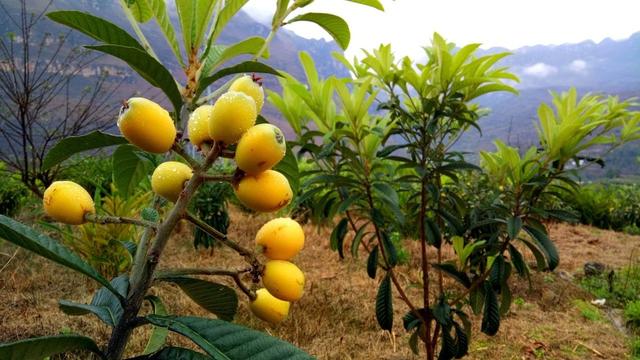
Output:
[
  {"xmin": 0, "ymin": 165, "xmax": 29, "ymax": 217},
  {"xmin": 191, "ymin": 180, "xmax": 233, "ymax": 249},
  {"xmin": 626, "ymin": 300, "xmax": 640, "ymax": 331},
  {"xmin": 58, "ymin": 154, "xmax": 113, "ymax": 196}
]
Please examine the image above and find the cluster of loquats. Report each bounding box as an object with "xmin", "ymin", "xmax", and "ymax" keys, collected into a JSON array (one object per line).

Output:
[
  {"xmin": 250, "ymin": 217, "xmax": 306, "ymax": 323},
  {"xmin": 41, "ymin": 74, "xmax": 305, "ymax": 325}
]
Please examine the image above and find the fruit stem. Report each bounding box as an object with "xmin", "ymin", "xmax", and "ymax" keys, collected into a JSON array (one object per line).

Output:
[
  {"xmin": 184, "ymin": 211, "xmax": 261, "ymax": 269},
  {"xmin": 171, "ymin": 142, "xmax": 201, "ymax": 168},
  {"xmin": 201, "ymin": 174, "xmax": 234, "ymax": 182},
  {"xmin": 84, "ymin": 213, "xmax": 158, "ymax": 229},
  {"xmin": 156, "ymin": 267, "xmax": 257, "ymax": 301}
]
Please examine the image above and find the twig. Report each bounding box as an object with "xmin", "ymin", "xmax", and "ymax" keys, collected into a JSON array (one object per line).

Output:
[
  {"xmin": 156, "ymin": 267, "xmax": 256, "ymax": 300},
  {"xmin": 184, "ymin": 212, "xmax": 261, "ymax": 268},
  {"xmin": 0, "ymin": 248, "xmax": 19, "ymax": 274},
  {"xmin": 172, "ymin": 143, "xmax": 201, "ymax": 169},
  {"xmin": 85, "ymin": 213, "xmax": 158, "ymax": 229},
  {"xmin": 201, "ymin": 174, "xmax": 234, "ymax": 182}
]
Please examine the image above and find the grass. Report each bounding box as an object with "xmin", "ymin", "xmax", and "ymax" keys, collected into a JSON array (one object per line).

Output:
[
  {"xmin": 573, "ymin": 300, "xmax": 603, "ymax": 322},
  {"xmin": 0, "ymin": 209, "xmax": 637, "ymax": 359}
]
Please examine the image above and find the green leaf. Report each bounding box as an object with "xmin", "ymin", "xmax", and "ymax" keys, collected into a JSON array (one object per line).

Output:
[
  {"xmin": 273, "ymin": 0, "xmax": 290, "ymax": 27},
  {"xmin": 506, "ymin": 216, "xmax": 522, "ymax": 240},
  {"xmin": 127, "ymin": 0, "xmax": 154, "ymax": 22},
  {"xmin": 201, "ymin": 37, "xmax": 267, "ymax": 79},
  {"xmin": 350, "ymin": 223, "xmax": 368, "ymax": 258},
  {"xmin": 210, "ymin": 0, "xmax": 250, "ymax": 43},
  {"xmin": 0, "ymin": 215, "xmax": 121, "ymax": 299},
  {"xmin": 196, "ymin": 61, "xmax": 281, "ymax": 98},
  {"xmin": 367, "ymin": 245, "xmax": 379, "ymax": 279},
  {"xmin": 508, "ymin": 244, "xmax": 528, "ymax": 277},
  {"xmin": 85, "ymin": 45, "xmax": 182, "ymax": 112},
  {"xmin": 523, "ymin": 224, "xmax": 559, "ymax": 270},
  {"xmin": 59, "ymin": 275, "xmax": 129, "ymax": 327},
  {"xmin": 176, "ymin": 0, "xmax": 217, "ymax": 52},
  {"xmin": 432, "ymin": 263, "xmax": 471, "ymax": 288},
  {"xmin": 143, "ymin": 296, "xmax": 169, "ymax": 355},
  {"xmin": 134, "ymin": 347, "xmax": 210, "ymax": 359},
  {"xmin": 274, "ymin": 144, "xmax": 300, "ymax": 196},
  {"xmin": 47, "ymin": 11, "xmax": 143, "ymax": 49},
  {"xmin": 424, "ymin": 218, "xmax": 442, "ymax": 248},
  {"xmin": 381, "ymin": 232, "xmax": 398, "ymax": 266},
  {"xmin": 147, "ymin": 0, "xmax": 184, "ymax": 65},
  {"xmin": 375, "ymin": 274, "xmax": 393, "ymax": 331},
  {"xmin": 286, "ymin": 13, "xmax": 350, "ymax": 50},
  {"xmin": 480, "ymin": 282, "xmax": 500, "ymax": 336},
  {"xmin": 0, "ymin": 335, "xmax": 104, "ymax": 360},
  {"xmin": 330, "ymin": 217, "xmax": 349, "ymax": 258},
  {"xmin": 345, "ymin": 0, "xmax": 384, "ymax": 11},
  {"xmin": 145, "ymin": 315, "xmax": 313, "ymax": 359},
  {"xmin": 112, "ymin": 145, "xmax": 152, "ymax": 198},
  {"xmin": 42, "ymin": 131, "xmax": 127, "ymax": 170},
  {"xmin": 160, "ymin": 276, "xmax": 238, "ymax": 321}
]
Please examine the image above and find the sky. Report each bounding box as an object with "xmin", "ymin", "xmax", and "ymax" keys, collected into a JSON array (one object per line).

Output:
[{"xmin": 243, "ymin": 0, "xmax": 640, "ymax": 59}]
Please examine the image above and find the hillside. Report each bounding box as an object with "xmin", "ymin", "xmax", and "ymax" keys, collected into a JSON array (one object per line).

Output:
[{"xmin": 1, "ymin": 0, "xmax": 638, "ymax": 177}]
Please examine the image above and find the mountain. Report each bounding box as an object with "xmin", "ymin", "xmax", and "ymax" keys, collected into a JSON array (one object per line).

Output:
[{"xmin": 1, "ymin": 1, "xmax": 639, "ymax": 178}]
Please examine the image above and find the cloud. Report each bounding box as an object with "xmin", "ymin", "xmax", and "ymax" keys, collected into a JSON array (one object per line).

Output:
[
  {"xmin": 243, "ymin": 1, "xmax": 275, "ymax": 25},
  {"xmin": 522, "ymin": 62, "xmax": 558, "ymax": 78},
  {"xmin": 569, "ymin": 59, "xmax": 588, "ymax": 73}
]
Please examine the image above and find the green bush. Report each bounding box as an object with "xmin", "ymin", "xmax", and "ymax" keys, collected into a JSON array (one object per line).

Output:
[
  {"xmin": 580, "ymin": 263, "xmax": 640, "ymax": 308},
  {"xmin": 58, "ymin": 154, "xmax": 113, "ymax": 196},
  {"xmin": 626, "ymin": 300, "xmax": 640, "ymax": 331},
  {"xmin": 0, "ymin": 163, "xmax": 29, "ymax": 216},
  {"xmin": 190, "ymin": 180, "xmax": 233, "ymax": 249}
]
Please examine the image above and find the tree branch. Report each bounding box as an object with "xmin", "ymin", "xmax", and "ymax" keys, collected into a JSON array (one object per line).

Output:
[{"xmin": 84, "ymin": 213, "xmax": 158, "ymax": 229}]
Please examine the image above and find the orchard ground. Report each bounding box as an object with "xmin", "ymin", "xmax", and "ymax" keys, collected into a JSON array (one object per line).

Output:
[{"xmin": 1, "ymin": 207, "xmax": 636, "ymax": 359}]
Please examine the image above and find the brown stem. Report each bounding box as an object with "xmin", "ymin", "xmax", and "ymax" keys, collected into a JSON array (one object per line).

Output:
[
  {"xmin": 201, "ymin": 174, "xmax": 234, "ymax": 182},
  {"xmin": 156, "ymin": 267, "xmax": 256, "ymax": 300},
  {"xmin": 184, "ymin": 212, "xmax": 261, "ymax": 268},
  {"xmin": 171, "ymin": 142, "xmax": 200, "ymax": 168},
  {"xmin": 84, "ymin": 213, "xmax": 158, "ymax": 229}
]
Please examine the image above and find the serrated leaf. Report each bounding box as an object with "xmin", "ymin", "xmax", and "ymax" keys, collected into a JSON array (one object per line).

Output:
[
  {"xmin": 59, "ymin": 275, "xmax": 129, "ymax": 327},
  {"xmin": 453, "ymin": 322, "xmax": 469, "ymax": 358},
  {"xmin": 176, "ymin": 0, "xmax": 217, "ymax": 52},
  {"xmin": 367, "ymin": 245, "xmax": 379, "ymax": 279},
  {"xmin": 0, "ymin": 335, "xmax": 104, "ymax": 360},
  {"xmin": 506, "ymin": 216, "xmax": 522, "ymax": 240},
  {"xmin": 143, "ymin": 296, "xmax": 169, "ymax": 355},
  {"xmin": 201, "ymin": 37, "xmax": 267, "ymax": 78},
  {"xmin": 127, "ymin": 0, "xmax": 154, "ymax": 22},
  {"xmin": 350, "ymin": 223, "xmax": 368, "ymax": 258},
  {"xmin": 145, "ymin": 315, "xmax": 313, "ymax": 359},
  {"xmin": 161, "ymin": 276, "xmax": 238, "ymax": 321},
  {"xmin": 132, "ymin": 347, "xmax": 210, "ymax": 359},
  {"xmin": 112, "ymin": 145, "xmax": 152, "ymax": 198},
  {"xmin": 375, "ymin": 274, "xmax": 393, "ymax": 331},
  {"xmin": 286, "ymin": 13, "xmax": 350, "ymax": 50},
  {"xmin": 0, "ymin": 215, "xmax": 121, "ymax": 299},
  {"xmin": 480, "ymin": 282, "xmax": 500, "ymax": 336},
  {"xmin": 523, "ymin": 224, "xmax": 559, "ymax": 270},
  {"xmin": 432, "ymin": 263, "xmax": 471, "ymax": 288},
  {"xmin": 147, "ymin": 0, "xmax": 184, "ymax": 65},
  {"xmin": 381, "ymin": 232, "xmax": 398, "ymax": 266},
  {"xmin": 345, "ymin": 0, "xmax": 384, "ymax": 11},
  {"xmin": 196, "ymin": 61, "xmax": 281, "ymax": 98},
  {"xmin": 85, "ymin": 45, "xmax": 182, "ymax": 112},
  {"xmin": 47, "ymin": 11, "xmax": 143, "ymax": 49},
  {"xmin": 141, "ymin": 207, "xmax": 160, "ymax": 222},
  {"xmin": 330, "ymin": 217, "xmax": 349, "ymax": 258},
  {"xmin": 42, "ymin": 131, "xmax": 127, "ymax": 170},
  {"xmin": 274, "ymin": 144, "xmax": 300, "ymax": 196},
  {"xmin": 425, "ymin": 218, "xmax": 442, "ymax": 248}
]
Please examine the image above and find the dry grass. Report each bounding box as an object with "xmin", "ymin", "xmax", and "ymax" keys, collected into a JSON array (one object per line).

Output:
[{"xmin": 0, "ymin": 210, "xmax": 636, "ymax": 359}]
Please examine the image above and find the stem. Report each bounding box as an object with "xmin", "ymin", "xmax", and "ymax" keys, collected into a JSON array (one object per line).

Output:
[
  {"xmin": 184, "ymin": 212, "xmax": 261, "ymax": 268},
  {"xmin": 419, "ymin": 177, "xmax": 433, "ymax": 360},
  {"xmin": 105, "ymin": 144, "xmax": 221, "ymax": 360},
  {"xmin": 84, "ymin": 213, "xmax": 157, "ymax": 229},
  {"xmin": 172, "ymin": 142, "xmax": 201, "ymax": 168},
  {"xmin": 201, "ymin": 174, "xmax": 234, "ymax": 182},
  {"xmin": 156, "ymin": 267, "xmax": 256, "ymax": 300}
]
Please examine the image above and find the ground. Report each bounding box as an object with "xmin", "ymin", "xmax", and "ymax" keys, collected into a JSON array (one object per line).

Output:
[{"xmin": 0, "ymin": 209, "xmax": 637, "ymax": 359}]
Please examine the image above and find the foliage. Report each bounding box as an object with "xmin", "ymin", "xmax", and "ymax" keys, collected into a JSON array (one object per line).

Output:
[
  {"xmin": 625, "ymin": 300, "xmax": 640, "ymax": 331},
  {"xmin": 58, "ymin": 155, "xmax": 114, "ymax": 197},
  {"xmin": 580, "ymin": 261, "xmax": 640, "ymax": 308},
  {"xmin": 0, "ymin": 0, "xmax": 381, "ymax": 359},
  {"xmin": 573, "ymin": 299, "xmax": 603, "ymax": 322},
  {"xmin": 0, "ymin": 163, "xmax": 30, "ymax": 217},
  {"xmin": 272, "ymin": 33, "xmax": 640, "ymax": 359},
  {"xmin": 191, "ymin": 180, "xmax": 233, "ymax": 249}
]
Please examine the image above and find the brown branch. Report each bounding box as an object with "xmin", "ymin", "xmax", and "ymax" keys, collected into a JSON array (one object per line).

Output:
[
  {"xmin": 156, "ymin": 267, "xmax": 256, "ymax": 300},
  {"xmin": 84, "ymin": 213, "xmax": 158, "ymax": 229},
  {"xmin": 201, "ymin": 174, "xmax": 234, "ymax": 182},
  {"xmin": 172, "ymin": 143, "xmax": 201, "ymax": 168}
]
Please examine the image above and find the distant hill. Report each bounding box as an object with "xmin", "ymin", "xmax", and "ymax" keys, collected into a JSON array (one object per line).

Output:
[{"xmin": 1, "ymin": 1, "xmax": 638, "ymax": 178}]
